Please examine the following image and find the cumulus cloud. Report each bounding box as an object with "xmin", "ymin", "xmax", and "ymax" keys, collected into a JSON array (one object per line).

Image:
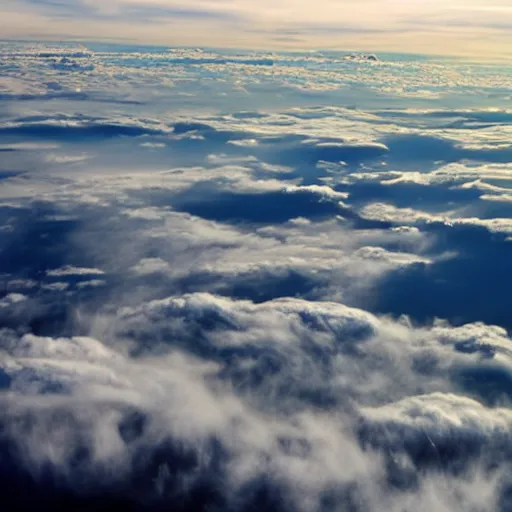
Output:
[{"xmin": 1, "ymin": 291, "xmax": 512, "ymax": 509}]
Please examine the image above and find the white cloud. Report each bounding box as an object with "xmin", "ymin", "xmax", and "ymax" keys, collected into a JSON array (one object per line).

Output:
[
  {"xmin": 361, "ymin": 391, "xmax": 512, "ymax": 449},
  {"xmin": 41, "ymin": 282, "xmax": 70, "ymax": 292},
  {"xmin": 360, "ymin": 202, "xmax": 512, "ymax": 235},
  {"xmin": 0, "ymin": 293, "xmax": 27, "ymax": 307},
  {"xmin": 46, "ymin": 266, "xmax": 105, "ymax": 277},
  {"xmin": 1, "ymin": 290, "xmax": 511, "ymax": 508},
  {"xmin": 76, "ymin": 279, "xmax": 106, "ymax": 289}
]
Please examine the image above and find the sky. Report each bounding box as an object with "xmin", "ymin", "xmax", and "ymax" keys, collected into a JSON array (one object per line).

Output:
[{"xmin": 2, "ymin": 0, "xmax": 512, "ymax": 57}]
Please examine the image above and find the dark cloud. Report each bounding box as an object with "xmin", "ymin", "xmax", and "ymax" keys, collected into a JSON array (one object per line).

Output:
[{"xmin": 0, "ymin": 118, "xmax": 165, "ymax": 140}]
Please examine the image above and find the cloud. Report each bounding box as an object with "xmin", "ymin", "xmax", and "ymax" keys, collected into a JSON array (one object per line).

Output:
[
  {"xmin": 46, "ymin": 265, "xmax": 105, "ymax": 277},
  {"xmin": 1, "ymin": 291, "xmax": 512, "ymax": 508},
  {"xmin": 0, "ymin": 293, "xmax": 27, "ymax": 308},
  {"xmin": 2, "ymin": 41, "xmax": 512, "ymax": 509},
  {"xmin": 359, "ymin": 202, "xmax": 512, "ymax": 235},
  {"xmin": 2, "ymin": 0, "xmax": 512, "ymax": 57}
]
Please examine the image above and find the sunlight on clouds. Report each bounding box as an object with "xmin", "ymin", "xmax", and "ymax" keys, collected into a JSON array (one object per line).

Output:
[{"xmin": 1, "ymin": 35, "xmax": 512, "ymax": 508}]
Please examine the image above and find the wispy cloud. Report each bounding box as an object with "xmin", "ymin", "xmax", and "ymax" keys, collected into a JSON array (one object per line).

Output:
[{"xmin": 1, "ymin": 0, "xmax": 512, "ymax": 56}]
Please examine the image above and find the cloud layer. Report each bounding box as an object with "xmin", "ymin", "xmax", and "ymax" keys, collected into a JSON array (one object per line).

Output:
[
  {"xmin": 1, "ymin": 0, "xmax": 512, "ymax": 56},
  {"xmin": 0, "ymin": 42, "xmax": 512, "ymax": 510}
]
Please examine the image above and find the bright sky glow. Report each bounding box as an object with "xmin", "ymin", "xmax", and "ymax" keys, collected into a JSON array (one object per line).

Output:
[{"xmin": 1, "ymin": 0, "xmax": 512, "ymax": 57}]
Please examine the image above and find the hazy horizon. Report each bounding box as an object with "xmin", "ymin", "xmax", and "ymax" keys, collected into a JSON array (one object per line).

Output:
[{"xmin": 2, "ymin": 0, "xmax": 512, "ymax": 58}]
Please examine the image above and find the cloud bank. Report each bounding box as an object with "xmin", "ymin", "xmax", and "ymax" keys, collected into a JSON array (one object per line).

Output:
[
  {"xmin": 0, "ymin": 41, "xmax": 512, "ymax": 510},
  {"xmin": 1, "ymin": 0, "xmax": 512, "ymax": 56}
]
